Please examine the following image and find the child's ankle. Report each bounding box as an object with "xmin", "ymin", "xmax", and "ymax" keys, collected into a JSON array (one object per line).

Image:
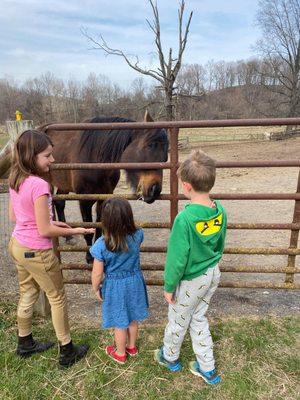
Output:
[{"xmin": 115, "ymin": 350, "xmax": 126, "ymax": 357}]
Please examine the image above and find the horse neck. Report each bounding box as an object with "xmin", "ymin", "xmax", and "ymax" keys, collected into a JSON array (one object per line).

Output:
[{"xmin": 105, "ymin": 131, "xmax": 133, "ymax": 163}]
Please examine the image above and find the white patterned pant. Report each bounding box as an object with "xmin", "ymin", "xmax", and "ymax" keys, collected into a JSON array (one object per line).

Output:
[{"xmin": 163, "ymin": 264, "xmax": 221, "ymax": 372}]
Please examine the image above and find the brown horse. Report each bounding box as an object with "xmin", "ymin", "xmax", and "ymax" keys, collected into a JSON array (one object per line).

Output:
[{"xmin": 41, "ymin": 112, "xmax": 168, "ymax": 263}]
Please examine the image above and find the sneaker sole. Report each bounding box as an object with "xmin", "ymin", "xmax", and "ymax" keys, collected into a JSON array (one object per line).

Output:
[
  {"xmin": 126, "ymin": 351, "xmax": 138, "ymax": 357},
  {"xmin": 154, "ymin": 349, "xmax": 182, "ymax": 372},
  {"xmin": 189, "ymin": 362, "xmax": 221, "ymax": 385},
  {"xmin": 153, "ymin": 349, "xmax": 166, "ymax": 367}
]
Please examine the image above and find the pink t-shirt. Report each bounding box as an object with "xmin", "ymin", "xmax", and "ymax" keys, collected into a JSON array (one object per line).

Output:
[{"xmin": 9, "ymin": 176, "xmax": 53, "ymax": 249}]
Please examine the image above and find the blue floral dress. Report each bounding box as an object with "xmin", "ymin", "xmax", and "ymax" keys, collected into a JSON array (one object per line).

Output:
[{"xmin": 90, "ymin": 229, "xmax": 149, "ymax": 329}]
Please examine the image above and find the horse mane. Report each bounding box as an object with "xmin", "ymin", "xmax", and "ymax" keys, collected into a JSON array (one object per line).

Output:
[{"xmin": 79, "ymin": 117, "xmax": 168, "ymax": 163}]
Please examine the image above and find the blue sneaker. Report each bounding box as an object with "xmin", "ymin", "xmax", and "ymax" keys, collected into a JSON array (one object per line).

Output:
[
  {"xmin": 154, "ymin": 347, "xmax": 182, "ymax": 372},
  {"xmin": 189, "ymin": 361, "xmax": 221, "ymax": 385}
]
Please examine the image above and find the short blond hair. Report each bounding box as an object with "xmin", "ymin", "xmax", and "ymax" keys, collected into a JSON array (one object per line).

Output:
[{"xmin": 177, "ymin": 150, "xmax": 216, "ymax": 192}]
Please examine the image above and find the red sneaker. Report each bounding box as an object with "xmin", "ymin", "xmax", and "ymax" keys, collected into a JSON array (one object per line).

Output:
[
  {"xmin": 105, "ymin": 346, "xmax": 126, "ymax": 364},
  {"xmin": 126, "ymin": 346, "xmax": 138, "ymax": 356}
]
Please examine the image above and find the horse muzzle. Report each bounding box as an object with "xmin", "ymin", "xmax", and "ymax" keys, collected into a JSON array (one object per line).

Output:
[{"xmin": 143, "ymin": 183, "xmax": 162, "ymax": 204}]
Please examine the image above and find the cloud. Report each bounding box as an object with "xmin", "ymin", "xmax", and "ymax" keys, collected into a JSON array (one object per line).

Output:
[{"xmin": 0, "ymin": 0, "xmax": 260, "ymax": 85}]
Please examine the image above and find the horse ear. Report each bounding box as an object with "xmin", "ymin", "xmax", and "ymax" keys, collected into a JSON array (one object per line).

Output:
[{"xmin": 144, "ymin": 109, "xmax": 154, "ymax": 122}]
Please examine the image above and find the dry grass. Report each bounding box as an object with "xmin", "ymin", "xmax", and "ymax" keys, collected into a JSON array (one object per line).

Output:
[
  {"xmin": 0, "ymin": 126, "xmax": 286, "ymax": 152},
  {"xmin": 179, "ymin": 125, "xmax": 283, "ymax": 144},
  {"xmin": 1, "ymin": 301, "xmax": 299, "ymax": 400}
]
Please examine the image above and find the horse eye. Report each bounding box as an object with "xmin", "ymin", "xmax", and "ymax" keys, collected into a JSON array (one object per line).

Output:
[{"xmin": 148, "ymin": 142, "xmax": 157, "ymax": 150}]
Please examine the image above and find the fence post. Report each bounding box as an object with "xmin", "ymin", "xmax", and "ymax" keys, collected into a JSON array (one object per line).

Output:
[
  {"xmin": 0, "ymin": 120, "xmax": 34, "ymax": 178},
  {"xmin": 285, "ymin": 168, "xmax": 300, "ymax": 284},
  {"xmin": 6, "ymin": 120, "xmax": 34, "ymax": 142}
]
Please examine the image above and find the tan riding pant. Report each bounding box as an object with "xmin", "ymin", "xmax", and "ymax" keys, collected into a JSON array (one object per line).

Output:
[{"xmin": 8, "ymin": 237, "xmax": 71, "ymax": 345}]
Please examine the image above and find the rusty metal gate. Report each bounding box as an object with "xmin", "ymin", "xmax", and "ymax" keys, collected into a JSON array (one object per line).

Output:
[{"xmin": 5, "ymin": 118, "xmax": 299, "ymax": 289}]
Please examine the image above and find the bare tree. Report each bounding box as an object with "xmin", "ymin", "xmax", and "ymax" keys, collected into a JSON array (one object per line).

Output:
[
  {"xmin": 0, "ymin": 78, "xmax": 20, "ymax": 121},
  {"xmin": 82, "ymin": 0, "xmax": 193, "ymax": 120},
  {"xmin": 175, "ymin": 64, "xmax": 206, "ymax": 119},
  {"xmin": 65, "ymin": 79, "xmax": 82, "ymax": 122},
  {"xmin": 255, "ymin": 0, "xmax": 300, "ymax": 118},
  {"xmin": 177, "ymin": 64, "xmax": 206, "ymax": 96}
]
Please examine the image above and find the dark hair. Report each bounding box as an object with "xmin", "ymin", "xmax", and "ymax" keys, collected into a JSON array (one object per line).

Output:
[
  {"xmin": 177, "ymin": 150, "xmax": 216, "ymax": 192},
  {"xmin": 9, "ymin": 130, "xmax": 53, "ymax": 191},
  {"xmin": 101, "ymin": 198, "xmax": 137, "ymax": 252}
]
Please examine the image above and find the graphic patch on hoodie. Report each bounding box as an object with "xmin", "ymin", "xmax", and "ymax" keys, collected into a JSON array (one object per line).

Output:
[{"xmin": 195, "ymin": 213, "xmax": 223, "ymax": 236}]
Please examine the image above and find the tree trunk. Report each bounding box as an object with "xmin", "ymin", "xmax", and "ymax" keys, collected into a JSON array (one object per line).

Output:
[
  {"xmin": 286, "ymin": 87, "xmax": 299, "ymax": 134},
  {"xmin": 165, "ymin": 87, "xmax": 174, "ymax": 120},
  {"xmin": 288, "ymin": 88, "xmax": 298, "ymax": 118}
]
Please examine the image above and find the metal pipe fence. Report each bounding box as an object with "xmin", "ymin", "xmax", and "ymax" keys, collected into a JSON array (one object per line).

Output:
[{"xmin": 2, "ymin": 118, "xmax": 300, "ymax": 289}]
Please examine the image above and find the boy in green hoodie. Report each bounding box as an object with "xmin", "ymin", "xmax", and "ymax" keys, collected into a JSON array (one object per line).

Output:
[{"xmin": 154, "ymin": 150, "xmax": 227, "ymax": 385}]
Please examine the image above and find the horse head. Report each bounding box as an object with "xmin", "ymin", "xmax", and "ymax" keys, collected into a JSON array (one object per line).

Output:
[{"xmin": 120, "ymin": 111, "xmax": 169, "ymax": 204}]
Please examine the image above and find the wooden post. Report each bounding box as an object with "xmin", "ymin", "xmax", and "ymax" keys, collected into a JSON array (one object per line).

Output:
[
  {"xmin": 0, "ymin": 120, "xmax": 34, "ymax": 177},
  {"xmin": 0, "ymin": 120, "xmax": 35, "ymax": 176},
  {"xmin": 6, "ymin": 120, "xmax": 33, "ymax": 142}
]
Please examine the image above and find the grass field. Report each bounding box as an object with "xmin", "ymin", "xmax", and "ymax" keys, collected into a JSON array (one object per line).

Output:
[
  {"xmin": 179, "ymin": 126, "xmax": 283, "ymax": 144},
  {"xmin": 1, "ymin": 301, "xmax": 299, "ymax": 400},
  {"xmin": 0, "ymin": 125, "xmax": 285, "ymax": 152}
]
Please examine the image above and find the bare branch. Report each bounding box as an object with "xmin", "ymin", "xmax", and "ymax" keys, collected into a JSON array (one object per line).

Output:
[
  {"xmin": 255, "ymin": 0, "xmax": 300, "ymax": 117},
  {"xmin": 81, "ymin": 29, "xmax": 165, "ymax": 84},
  {"xmin": 81, "ymin": 0, "xmax": 193, "ymax": 119}
]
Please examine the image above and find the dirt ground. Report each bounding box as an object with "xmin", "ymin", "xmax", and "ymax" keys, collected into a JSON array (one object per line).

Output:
[{"xmin": 1, "ymin": 135, "xmax": 299, "ymax": 328}]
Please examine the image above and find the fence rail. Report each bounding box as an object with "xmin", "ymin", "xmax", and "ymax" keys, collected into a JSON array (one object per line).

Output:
[{"xmin": 2, "ymin": 118, "xmax": 300, "ymax": 289}]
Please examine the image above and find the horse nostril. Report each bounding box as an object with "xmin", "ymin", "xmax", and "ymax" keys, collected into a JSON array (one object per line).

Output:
[
  {"xmin": 143, "ymin": 183, "xmax": 162, "ymax": 203},
  {"xmin": 150, "ymin": 183, "xmax": 161, "ymax": 198}
]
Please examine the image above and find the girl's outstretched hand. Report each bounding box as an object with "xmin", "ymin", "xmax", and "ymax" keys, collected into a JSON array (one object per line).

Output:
[{"xmin": 73, "ymin": 227, "xmax": 95, "ymax": 235}]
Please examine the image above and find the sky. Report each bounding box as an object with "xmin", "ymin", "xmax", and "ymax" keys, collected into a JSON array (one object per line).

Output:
[{"xmin": 0, "ymin": 0, "xmax": 261, "ymax": 88}]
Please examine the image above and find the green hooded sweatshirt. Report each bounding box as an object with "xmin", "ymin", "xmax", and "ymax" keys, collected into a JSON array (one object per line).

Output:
[{"xmin": 164, "ymin": 200, "xmax": 227, "ymax": 293}]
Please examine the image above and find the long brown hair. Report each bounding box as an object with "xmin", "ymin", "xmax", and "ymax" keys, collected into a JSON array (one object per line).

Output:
[
  {"xmin": 9, "ymin": 130, "xmax": 53, "ymax": 192},
  {"xmin": 101, "ymin": 198, "xmax": 137, "ymax": 252}
]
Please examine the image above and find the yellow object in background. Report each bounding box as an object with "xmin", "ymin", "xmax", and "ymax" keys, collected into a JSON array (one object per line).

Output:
[{"xmin": 15, "ymin": 110, "xmax": 23, "ymax": 121}]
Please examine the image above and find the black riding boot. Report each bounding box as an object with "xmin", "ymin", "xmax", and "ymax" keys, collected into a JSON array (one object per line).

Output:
[
  {"xmin": 17, "ymin": 333, "xmax": 55, "ymax": 358},
  {"xmin": 59, "ymin": 340, "xmax": 89, "ymax": 368}
]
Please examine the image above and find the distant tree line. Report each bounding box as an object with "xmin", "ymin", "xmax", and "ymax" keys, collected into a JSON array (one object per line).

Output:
[
  {"xmin": 0, "ymin": 56, "xmax": 298, "ymax": 126},
  {"xmin": 1, "ymin": 0, "xmax": 298, "ymax": 125},
  {"xmin": 83, "ymin": 0, "xmax": 299, "ymax": 121}
]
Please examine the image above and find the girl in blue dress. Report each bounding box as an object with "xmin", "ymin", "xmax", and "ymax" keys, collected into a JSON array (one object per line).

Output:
[{"xmin": 90, "ymin": 198, "xmax": 149, "ymax": 364}]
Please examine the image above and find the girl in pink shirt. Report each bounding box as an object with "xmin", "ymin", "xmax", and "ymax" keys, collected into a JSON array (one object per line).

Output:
[{"xmin": 8, "ymin": 129, "xmax": 95, "ymax": 368}]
